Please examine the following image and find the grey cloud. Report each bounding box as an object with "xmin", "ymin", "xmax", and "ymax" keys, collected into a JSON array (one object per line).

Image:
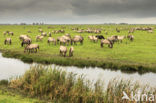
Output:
[
  {"xmin": 71, "ymin": 0, "xmax": 156, "ymax": 18},
  {"xmin": 0, "ymin": 0, "xmax": 156, "ymax": 23}
]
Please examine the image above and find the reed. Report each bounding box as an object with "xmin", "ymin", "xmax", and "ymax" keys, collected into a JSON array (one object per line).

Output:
[{"xmin": 4, "ymin": 65, "xmax": 155, "ymax": 103}]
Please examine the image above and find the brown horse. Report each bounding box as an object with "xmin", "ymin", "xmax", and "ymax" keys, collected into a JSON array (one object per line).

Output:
[
  {"xmin": 88, "ymin": 35, "xmax": 98, "ymax": 42},
  {"xmin": 101, "ymin": 39, "xmax": 113, "ymax": 48},
  {"xmin": 60, "ymin": 46, "xmax": 67, "ymax": 57},
  {"xmin": 38, "ymin": 29, "xmax": 43, "ymax": 33},
  {"xmin": 117, "ymin": 36, "xmax": 125, "ymax": 43},
  {"xmin": 19, "ymin": 35, "xmax": 30, "ymax": 41},
  {"xmin": 127, "ymin": 35, "xmax": 134, "ymax": 41},
  {"xmin": 24, "ymin": 44, "xmax": 39, "ymax": 53},
  {"xmin": 107, "ymin": 35, "xmax": 118, "ymax": 43},
  {"xmin": 72, "ymin": 35, "xmax": 84, "ymax": 45},
  {"xmin": 36, "ymin": 35, "xmax": 44, "ymax": 42},
  {"xmin": 69, "ymin": 46, "xmax": 74, "ymax": 57},
  {"xmin": 47, "ymin": 37, "xmax": 56, "ymax": 45},
  {"xmin": 4, "ymin": 38, "xmax": 12, "ymax": 45},
  {"xmin": 41, "ymin": 32, "xmax": 47, "ymax": 36},
  {"xmin": 21, "ymin": 37, "xmax": 32, "ymax": 47}
]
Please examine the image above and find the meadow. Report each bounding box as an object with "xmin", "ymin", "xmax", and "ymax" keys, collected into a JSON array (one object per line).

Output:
[
  {"xmin": 0, "ymin": 90, "xmax": 41, "ymax": 103},
  {"xmin": 0, "ymin": 24, "xmax": 156, "ymax": 72}
]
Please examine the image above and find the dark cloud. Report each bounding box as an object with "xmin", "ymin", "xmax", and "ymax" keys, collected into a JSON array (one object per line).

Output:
[
  {"xmin": 0, "ymin": 0, "xmax": 156, "ymax": 24},
  {"xmin": 71, "ymin": 0, "xmax": 156, "ymax": 18}
]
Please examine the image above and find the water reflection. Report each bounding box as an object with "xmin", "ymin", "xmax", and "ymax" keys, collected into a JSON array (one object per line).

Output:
[{"xmin": 0, "ymin": 53, "xmax": 156, "ymax": 88}]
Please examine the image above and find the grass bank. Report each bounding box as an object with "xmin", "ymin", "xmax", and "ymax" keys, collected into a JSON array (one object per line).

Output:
[
  {"xmin": 0, "ymin": 25, "xmax": 156, "ymax": 73},
  {"xmin": 1, "ymin": 49, "xmax": 156, "ymax": 74},
  {"xmin": 0, "ymin": 91, "xmax": 41, "ymax": 103},
  {"xmin": 0, "ymin": 65, "xmax": 155, "ymax": 103},
  {"xmin": 0, "ymin": 80, "xmax": 42, "ymax": 103}
]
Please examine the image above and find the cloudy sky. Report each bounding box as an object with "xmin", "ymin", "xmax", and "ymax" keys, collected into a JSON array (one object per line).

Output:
[{"xmin": 0, "ymin": 0, "xmax": 156, "ymax": 24}]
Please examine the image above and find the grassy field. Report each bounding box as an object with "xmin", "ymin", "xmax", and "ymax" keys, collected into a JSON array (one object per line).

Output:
[
  {"xmin": 0, "ymin": 24, "xmax": 156, "ymax": 72},
  {"xmin": 0, "ymin": 65, "xmax": 155, "ymax": 103},
  {"xmin": 0, "ymin": 92, "xmax": 40, "ymax": 103}
]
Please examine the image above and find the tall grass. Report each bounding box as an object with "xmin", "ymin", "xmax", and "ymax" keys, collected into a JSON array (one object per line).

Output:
[{"xmin": 6, "ymin": 65, "xmax": 156, "ymax": 103}]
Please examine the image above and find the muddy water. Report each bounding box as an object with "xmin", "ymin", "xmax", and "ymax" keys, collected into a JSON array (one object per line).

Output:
[{"xmin": 0, "ymin": 53, "xmax": 156, "ymax": 88}]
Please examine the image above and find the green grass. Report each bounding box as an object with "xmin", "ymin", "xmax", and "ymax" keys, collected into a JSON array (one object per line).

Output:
[
  {"xmin": 0, "ymin": 90, "xmax": 41, "ymax": 103},
  {"xmin": 0, "ymin": 24, "xmax": 156, "ymax": 72},
  {"xmin": 0, "ymin": 65, "xmax": 155, "ymax": 103}
]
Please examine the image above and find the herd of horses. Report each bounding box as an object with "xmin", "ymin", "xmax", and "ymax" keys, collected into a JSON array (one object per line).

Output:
[{"xmin": 2, "ymin": 26, "xmax": 154, "ymax": 57}]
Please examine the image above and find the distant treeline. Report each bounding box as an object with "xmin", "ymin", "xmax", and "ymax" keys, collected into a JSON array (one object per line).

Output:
[{"xmin": 0, "ymin": 23, "xmax": 156, "ymax": 25}]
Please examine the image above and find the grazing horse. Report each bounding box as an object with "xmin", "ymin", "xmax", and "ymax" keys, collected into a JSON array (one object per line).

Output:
[
  {"xmin": 60, "ymin": 46, "xmax": 67, "ymax": 57},
  {"xmin": 117, "ymin": 36, "xmax": 125, "ymax": 43},
  {"xmin": 88, "ymin": 35, "xmax": 98, "ymax": 42},
  {"xmin": 77, "ymin": 30, "xmax": 83, "ymax": 33},
  {"xmin": 148, "ymin": 30, "xmax": 153, "ymax": 33},
  {"xmin": 4, "ymin": 38, "xmax": 12, "ymax": 45},
  {"xmin": 69, "ymin": 46, "xmax": 74, "ymax": 57},
  {"xmin": 38, "ymin": 29, "xmax": 43, "ymax": 33},
  {"xmin": 107, "ymin": 35, "xmax": 118, "ymax": 43},
  {"xmin": 57, "ymin": 35, "xmax": 72, "ymax": 45},
  {"xmin": 21, "ymin": 37, "xmax": 32, "ymax": 47},
  {"xmin": 96, "ymin": 35, "xmax": 105, "ymax": 39},
  {"xmin": 3, "ymin": 31, "xmax": 13, "ymax": 36},
  {"xmin": 116, "ymin": 28, "xmax": 120, "ymax": 33},
  {"xmin": 94, "ymin": 30, "xmax": 101, "ymax": 34},
  {"xmin": 19, "ymin": 35, "xmax": 30, "ymax": 41},
  {"xmin": 41, "ymin": 32, "xmax": 47, "ymax": 36},
  {"xmin": 65, "ymin": 33, "xmax": 71, "ymax": 38},
  {"xmin": 101, "ymin": 39, "xmax": 113, "ymax": 48},
  {"xmin": 3, "ymin": 31, "xmax": 7, "ymax": 36},
  {"xmin": 24, "ymin": 44, "xmax": 39, "ymax": 53},
  {"xmin": 62, "ymin": 35, "xmax": 72, "ymax": 45},
  {"xmin": 47, "ymin": 37, "xmax": 56, "ymax": 45},
  {"xmin": 9, "ymin": 32, "xmax": 14, "ymax": 36},
  {"xmin": 49, "ymin": 32, "xmax": 52, "ymax": 37},
  {"xmin": 36, "ymin": 35, "xmax": 44, "ymax": 42},
  {"xmin": 72, "ymin": 35, "xmax": 84, "ymax": 45},
  {"xmin": 58, "ymin": 37, "xmax": 67, "ymax": 45},
  {"xmin": 128, "ymin": 28, "xmax": 135, "ymax": 34},
  {"xmin": 27, "ymin": 30, "xmax": 32, "ymax": 33},
  {"xmin": 60, "ymin": 30, "xmax": 65, "ymax": 33},
  {"xmin": 127, "ymin": 35, "xmax": 134, "ymax": 41}
]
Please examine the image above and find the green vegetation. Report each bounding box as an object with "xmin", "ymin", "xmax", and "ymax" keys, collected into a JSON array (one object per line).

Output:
[
  {"xmin": 0, "ymin": 91, "xmax": 41, "ymax": 103},
  {"xmin": 0, "ymin": 80, "xmax": 41, "ymax": 103},
  {"xmin": 0, "ymin": 65, "xmax": 155, "ymax": 103},
  {"xmin": 0, "ymin": 25, "xmax": 156, "ymax": 72}
]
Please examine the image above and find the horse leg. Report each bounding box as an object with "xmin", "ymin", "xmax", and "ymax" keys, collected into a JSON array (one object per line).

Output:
[
  {"xmin": 64, "ymin": 52, "xmax": 66, "ymax": 57},
  {"xmin": 69, "ymin": 51, "xmax": 71, "ymax": 57},
  {"xmin": 81, "ymin": 40, "xmax": 83, "ymax": 45},
  {"xmin": 120, "ymin": 40, "xmax": 122, "ymax": 43},
  {"xmin": 60, "ymin": 51, "xmax": 62, "ymax": 56},
  {"xmin": 4, "ymin": 40, "xmax": 6, "ymax": 45},
  {"xmin": 75, "ymin": 42, "xmax": 77, "ymax": 45},
  {"xmin": 28, "ymin": 49, "xmax": 30, "ymax": 54},
  {"xmin": 101, "ymin": 43, "xmax": 103, "ymax": 47}
]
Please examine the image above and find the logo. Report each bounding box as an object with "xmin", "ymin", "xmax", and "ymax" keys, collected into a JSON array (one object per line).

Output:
[{"xmin": 122, "ymin": 89, "xmax": 155, "ymax": 102}]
